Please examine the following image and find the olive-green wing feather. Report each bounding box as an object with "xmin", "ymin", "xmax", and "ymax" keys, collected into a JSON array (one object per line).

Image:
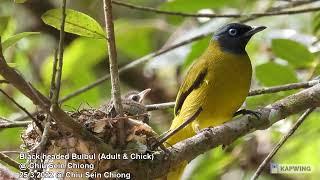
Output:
[{"xmin": 174, "ymin": 59, "xmax": 208, "ymax": 116}]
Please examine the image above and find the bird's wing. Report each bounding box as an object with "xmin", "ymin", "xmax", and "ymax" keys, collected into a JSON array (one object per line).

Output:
[{"xmin": 174, "ymin": 58, "xmax": 209, "ymax": 117}]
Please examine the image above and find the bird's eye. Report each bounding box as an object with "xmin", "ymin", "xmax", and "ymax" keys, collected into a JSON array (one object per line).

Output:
[
  {"xmin": 130, "ymin": 95, "xmax": 139, "ymax": 102},
  {"xmin": 228, "ymin": 28, "xmax": 238, "ymax": 36}
]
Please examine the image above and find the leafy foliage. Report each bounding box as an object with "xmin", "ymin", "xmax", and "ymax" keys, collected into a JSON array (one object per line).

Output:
[
  {"xmin": 41, "ymin": 9, "xmax": 106, "ymax": 39},
  {"xmin": 1, "ymin": 32, "xmax": 40, "ymax": 50},
  {"xmin": 271, "ymin": 39, "xmax": 314, "ymax": 68},
  {"xmin": 255, "ymin": 62, "xmax": 298, "ymax": 86}
]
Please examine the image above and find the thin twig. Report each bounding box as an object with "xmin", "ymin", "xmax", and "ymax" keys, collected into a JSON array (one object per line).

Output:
[
  {"xmin": 0, "ymin": 151, "xmax": 22, "ymax": 154},
  {"xmin": 52, "ymin": 0, "xmax": 67, "ymax": 105},
  {"xmin": 248, "ymin": 79, "xmax": 320, "ymax": 96},
  {"xmin": 250, "ymin": 108, "xmax": 315, "ymax": 180},
  {"xmin": 146, "ymin": 102, "xmax": 175, "ymax": 111},
  {"xmin": 0, "ymin": 152, "xmax": 20, "ymax": 170},
  {"xmin": 0, "ymin": 89, "xmax": 42, "ymax": 131},
  {"xmin": 0, "ymin": 80, "xmax": 9, "ymax": 84},
  {"xmin": 0, "ymin": 121, "xmax": 31, "ymax": 129},
  {"xmin": 112, "ymin": 0, "xmax": 320, "ymax": 18},
  {"xmin": 0, "ymin": 116, "xmax": 12, "ymax": 122},
  {"xmin": 103, "ymin": 0, "xmax": 125, "ymax": 146},
  {"xmin": 49, "ymin": 48, "xmax": 58, "ymax": 99},
  {"xmin": 29, "ymin": 122, "xmax": 50, "ymax": 153},
  {"xmin": 153, "ymin": 107, "xmax": 203, "ymax": 149},
  {"xmin": 146, "ymin": 80, "xmax": 320, "ymax": 111}
]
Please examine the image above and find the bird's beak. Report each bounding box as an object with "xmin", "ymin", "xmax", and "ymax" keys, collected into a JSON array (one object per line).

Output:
[
  {"xmin": 244, "ymin": 26, "xmax": 266, "ymax": 37},
  {"xmin": 137, "ymin": 88, "xmax": 151, "ymax": 103}
]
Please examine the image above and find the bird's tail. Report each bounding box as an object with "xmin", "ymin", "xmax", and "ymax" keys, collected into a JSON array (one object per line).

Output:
[
  {"xmin": 166, "ymin": 161, "xmax": 188, "ymax": 180},
  {"xmin": 164, "ymin": 115, "xmax": 194, "ymax": 180}
]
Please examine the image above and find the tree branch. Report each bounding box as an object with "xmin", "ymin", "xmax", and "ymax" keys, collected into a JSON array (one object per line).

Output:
[
  {"xmin": 124, "ymin": 84, "xmax": 320, "ymax": 179},
  {"xmin": 0, "ymin": 121, "xmax": 31, "ymax": 129},
  {"xmin": 0, "ymin": 89, "xmax": 42, "ymax": 131},
  {"xmin": 0, "ymin": 80, "xmax": 9, "ymax": 84},
  {"xmin": 49, "ymin": 48, "xmax": 58, "ymax": 99},
  {"xmin": 112, "ymin": 0, "xmax": 320, "ymax": 18},
  {"xmin": 52, "ymin": 0, "xmax": 66, "ymax": 105},
  {"xmin": 249, "ymin": 79, "xmax": 320, "ymax": 96},
  {"xmin": 0, "ymin": 152, "xmax": 20, "ymax": 170},
  {"xmin": 103, "ymin": 0, "xmax": 125, "ymax": 146},
  {"xmin": 251, "ymin": 107, "xmax": 315, "ymax": 180},
  {"xmin": 0, "ymin": 117, "xmax": 11, "ymax": 122}
]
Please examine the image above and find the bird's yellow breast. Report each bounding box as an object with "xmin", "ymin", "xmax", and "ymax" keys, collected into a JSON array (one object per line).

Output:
[
  {"xmin": 166, "ymin": 41, "xmax": 252, "ymax": 145},
  {"xmin": 197, "ymin": 42, "xmax": 252, "ymax": 128}
]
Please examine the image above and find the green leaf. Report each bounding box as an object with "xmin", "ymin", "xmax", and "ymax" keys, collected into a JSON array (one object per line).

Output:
[
  {"xmin": 271, "ymin": 39, "xmax": 314, "ymax": 68},
  {"xmin": 183, "ymin": 37, "xmax": 210, "ymax": 70},
  {"xmin": 41, "ymin": 9, "xmax": 106, "ymax": 39},
  {"xmin": 312, "ymin": 12, "xmax": 320, "ymax": 35},
  {"xmin": 1, "ymin": 32, "xmax": 40, "ymax": 50},
  {"xmin": 0, "ymin": 16, "xmax": 10, "ymax": 35},
  {"xmin": 255, "ymin": 62, "xmax": 298, "ymax": 86}
]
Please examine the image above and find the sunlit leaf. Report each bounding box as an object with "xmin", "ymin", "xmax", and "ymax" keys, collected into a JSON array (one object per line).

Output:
[
  {"xmin": 41, "ymin": 9, "xmax": 106, "ymax": 39},
  {"xmin": 1, "ymin": 32, "xmax": 40, "ymax": 50},
  {"xmin": 271, "ymin": 39, "xmax": 314, "ymax": 68},
  {"xmin": 255, "ymin": 62, "xmax": 298, "ymax": 86}
]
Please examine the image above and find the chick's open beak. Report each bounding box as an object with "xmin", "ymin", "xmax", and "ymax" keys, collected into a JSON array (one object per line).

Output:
[{"xmin": 137, "ymin": 88, "xmax": 151, "ymax": 103}]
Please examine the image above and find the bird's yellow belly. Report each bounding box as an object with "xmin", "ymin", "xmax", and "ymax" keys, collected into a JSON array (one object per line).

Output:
[{"xmin": 197, "ymin": 56, "xmax": 252, "ymax": 129}]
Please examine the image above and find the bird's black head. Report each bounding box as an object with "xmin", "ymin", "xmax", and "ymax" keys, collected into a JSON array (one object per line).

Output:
[{"xmin": 213, "ymin": 23, "xmax": 266, "ymax": 54}]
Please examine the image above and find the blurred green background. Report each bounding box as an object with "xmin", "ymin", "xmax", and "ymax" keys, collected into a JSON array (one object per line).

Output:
[{"xmin": 0, "ymin": 0, "xmax": 320, "ymax": 179}]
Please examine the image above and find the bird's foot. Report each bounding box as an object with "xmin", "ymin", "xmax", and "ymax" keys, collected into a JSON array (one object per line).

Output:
[
  {"xmin": 233, "ymin": 109, "xmax": 261, "ymax": 119},
  {"xmin": 159, "ymin": 144, "xmax": 171, "ymax": 160}
]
